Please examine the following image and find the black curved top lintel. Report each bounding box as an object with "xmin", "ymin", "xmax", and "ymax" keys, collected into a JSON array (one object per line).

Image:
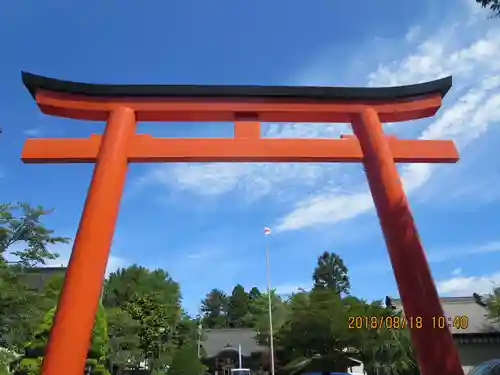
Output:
[{"xmin": 21, "ymin": 71, "xmax": 452, "ymax": 102}]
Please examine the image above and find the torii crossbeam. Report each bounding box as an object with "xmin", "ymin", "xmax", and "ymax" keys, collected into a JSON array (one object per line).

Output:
[{"xmin": 21, "ymin": 72, "xmax": 464, "ymax": 375}]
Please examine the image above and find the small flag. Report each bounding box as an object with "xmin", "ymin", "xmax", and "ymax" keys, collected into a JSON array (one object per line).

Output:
[{"xmin": 264, "ymin": 226, "xmax": 271, "ymax": 235}]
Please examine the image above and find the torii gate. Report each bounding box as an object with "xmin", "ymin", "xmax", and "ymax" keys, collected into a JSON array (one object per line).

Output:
[{"xmin": 21, "ymin": 71, "xmax": 464, "ymax": 375}]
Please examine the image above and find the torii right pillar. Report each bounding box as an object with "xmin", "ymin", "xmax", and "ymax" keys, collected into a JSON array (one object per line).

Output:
[{"xmin": 352, "ymin": 107, "xmax": 463, "ymax": 375}]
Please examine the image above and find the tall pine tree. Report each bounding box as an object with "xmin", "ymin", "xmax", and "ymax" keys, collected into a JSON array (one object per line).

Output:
[
  {"xmin": 200, "ymin": 289, "xmax": 228, "ymax": 328},
  {"xmin": 312, "ymin": 251, "xmax": 350, "ymax": 295},
  {"xmin": 227, "ymin": 284, "xmax": 249, "ymax": 327}
]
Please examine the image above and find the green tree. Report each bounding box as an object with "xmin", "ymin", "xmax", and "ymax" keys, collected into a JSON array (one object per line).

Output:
[
  {"xmin": 474, "ymin": 288, "xmax": 500, "ymax": 322},
  {"xmin": 0, "ymin": 348, "xmax": 19, "ymax": 375},
  {"xmin": 103, "ymin": 265, "xmax": 180, "ymax": 309},
  {"xmin": 254, "ymin": 290, "xmax": 288, "ymax": 330},
  {"xmin": 277, "ymin": 288, "xmax": 354, "ymax": 370},
  {"xmin": 340, "ymin": 297, "xmax": 418, "ymax": 375},
  {"xmin": 200, "ymin": 289, "xmax": 228, "ymax": 328},
  {"xmin": 125, "ymin": 293, "xmax": 180, "ymax": 373},
  {"xmin": 106, "ymin": 307, "xmax": 141, "ymax": 374},
  {"xmin": 361, "ymin": 322, "xmax": 418, "ymax": 375},
  {"xmin": 103, "ymin": 265, "xmax": 181, "ymax": 372},
  {"xmin": 0, "ymin": 203, "xmax": 68, "ymax": 353},
  {"xmin": 174, "ymin": 313, "xmax": 201, "ymax": 348},
  {"xmin": 476, "ymin": 0, "xmax": 500, "ymax": 17},
  {"xmin": 242, "ymin": 287, "xmax": 263, "ymax": 326},
  {"xmin": 312, "ymin": 251, "xmax": 350, "ymax": 295},
  {"xmin": 286, "ymin": 289, "xmax": 310, "ymax": 312},
  {"xmin": 1, "ymin": 272, "xmax": 67, "ymax": 352},
  {"xmin": 0, "ymin": 265, "xmax": 39, "ymax": 351},
  {"xmin": 168, "ymin": 343, "xmax": 206, "ymax": 375},
  {"xmin": 37, "ymin": 273, "xmax": 66, "ymax": 312},
  {"xmin": 227, "ymin": 284, "xmax": 249, "ymax": 327},
  {"xmin": 248, "ymin": 287, "xmax": 261, "ymax": 301},
  {"xmin": 14, "ymin": 303, "xmax": 110, "ymax": 375},
  {"xmin": 0, "ymin": 203, "xmax": 69, "ymax": 266}
]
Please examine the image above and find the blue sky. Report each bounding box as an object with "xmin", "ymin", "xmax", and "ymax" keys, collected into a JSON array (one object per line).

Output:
[{"xmin": 1, "ymin": 0, "xmax": 500, "ymax": 316}]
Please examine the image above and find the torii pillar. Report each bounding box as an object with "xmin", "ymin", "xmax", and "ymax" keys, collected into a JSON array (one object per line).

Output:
[{"xmin": 20, "ymin": 71, "xmax": 464, "ymax": 375}]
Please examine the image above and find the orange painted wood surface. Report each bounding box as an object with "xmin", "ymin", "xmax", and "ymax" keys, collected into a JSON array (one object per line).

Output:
[
  {"xmin": 22, "ymin": 134, "xmax": 459, "ymax": 164},
  {"xmin": 35, "ymin": 90, "xmax": 443, "ymax": 123}
]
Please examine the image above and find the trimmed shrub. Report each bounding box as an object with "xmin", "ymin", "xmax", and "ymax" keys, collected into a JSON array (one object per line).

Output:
[{"xmin": 169, "ymin": 344, "xmax": 206, "ymax": 375}]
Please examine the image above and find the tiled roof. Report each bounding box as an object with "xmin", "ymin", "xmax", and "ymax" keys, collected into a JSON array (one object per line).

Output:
[
  {"xmin": 202, "ymin": 329, "xmax": 265, "ymax": 358},
  {"xmin": 392, "ymin": 296, "xmax": 500, "ymax": 334}
]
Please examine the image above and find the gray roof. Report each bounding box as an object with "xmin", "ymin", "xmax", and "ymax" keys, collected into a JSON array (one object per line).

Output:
[
  {"xmin": 202, "ymin": 329, "xmax": 265, "ymax": 358},
  {"xmin": 18, "ymin": 267, "xmax": 66, "ymax": 291},
  {"xmin": 392, "ymin": 296, "xmax": 500, "ymax": 334}
]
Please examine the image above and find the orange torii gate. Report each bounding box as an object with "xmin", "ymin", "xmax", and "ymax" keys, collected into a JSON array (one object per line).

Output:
[{"xmin": 21, "ymin": 72, "xmax": 463, "ymax": 375}]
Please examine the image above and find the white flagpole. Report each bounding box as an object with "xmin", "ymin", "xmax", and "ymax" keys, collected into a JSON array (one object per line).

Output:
[{"xmin": 264, "ymin": 229, "xmax": 276, "ymax": 375}]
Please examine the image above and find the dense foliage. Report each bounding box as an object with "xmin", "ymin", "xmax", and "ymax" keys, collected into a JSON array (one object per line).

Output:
[
  {"xmin": 168, "ymin": 344, "xmax": 206, "ymax": 375},
  {"xmin": 0, "ymin": 202, "xmax": 422, "ymax": 375}
]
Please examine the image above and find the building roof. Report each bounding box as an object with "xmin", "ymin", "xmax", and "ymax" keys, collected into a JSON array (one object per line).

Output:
[
  {"xmin": 202, "ymin": 329, "xmax": 265, "ymax": 358},
  {"xmin": 392, "ymin": 296, "xmax": 500, "ymax": 335},
  {"xmin": 18, "ymin": 266, "xmax": 66, "ymax": 291},
  {"xmin": 21, "ymin": 71, "xmax": 452, "ymax": 102}
]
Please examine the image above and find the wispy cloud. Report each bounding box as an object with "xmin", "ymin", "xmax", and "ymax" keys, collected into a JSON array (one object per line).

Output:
[
  {"xmin": 275, "ymin": 10, "xmax": 500, "ymax": 232},
  {"xmin": 23, "ymin": 128, "xmax": 43, "ymax": 137},
  {"xmin": 437, "ymin": 271, "xmax": 500, "ymax": 296},
  {"xmin": 139, "ymin": 162, "xmax": 332, "ymax": 203}
]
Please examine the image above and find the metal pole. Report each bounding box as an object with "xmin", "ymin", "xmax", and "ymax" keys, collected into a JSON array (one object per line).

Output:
[
  {"xmin": 265, "ymin": 238, "xmax": 276, "ymax": 375},
  {"xmin": 238, "ymin": 343, "xmax": 242, "ymax": 369}
]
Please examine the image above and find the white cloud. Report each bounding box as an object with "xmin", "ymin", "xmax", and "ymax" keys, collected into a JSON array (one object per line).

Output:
[
  {"xmin": 275, "ymin": 191, "xmax": 373, "ymax": 232},
  {"xmin": 140, "ymin": 159, "xmax": 338, "ymax": 203},
  {"xmin": 275, "ymin": 12, "xmax": 500, "ymax": 232},
  {"xmin": 437, "ymin": 271, "xmax": 500, "ymax": 296}
]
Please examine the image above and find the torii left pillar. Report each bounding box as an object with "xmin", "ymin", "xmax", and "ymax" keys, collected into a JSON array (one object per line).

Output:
[{"xmin": 40, "ymin": 107, "xmax": 136, "ymax": 375}]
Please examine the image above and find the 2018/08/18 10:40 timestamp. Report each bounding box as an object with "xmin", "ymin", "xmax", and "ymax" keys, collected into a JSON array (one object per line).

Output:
[{"xmin": 348, "ymin": 315, "xmax": 469, "ymax": 330}]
